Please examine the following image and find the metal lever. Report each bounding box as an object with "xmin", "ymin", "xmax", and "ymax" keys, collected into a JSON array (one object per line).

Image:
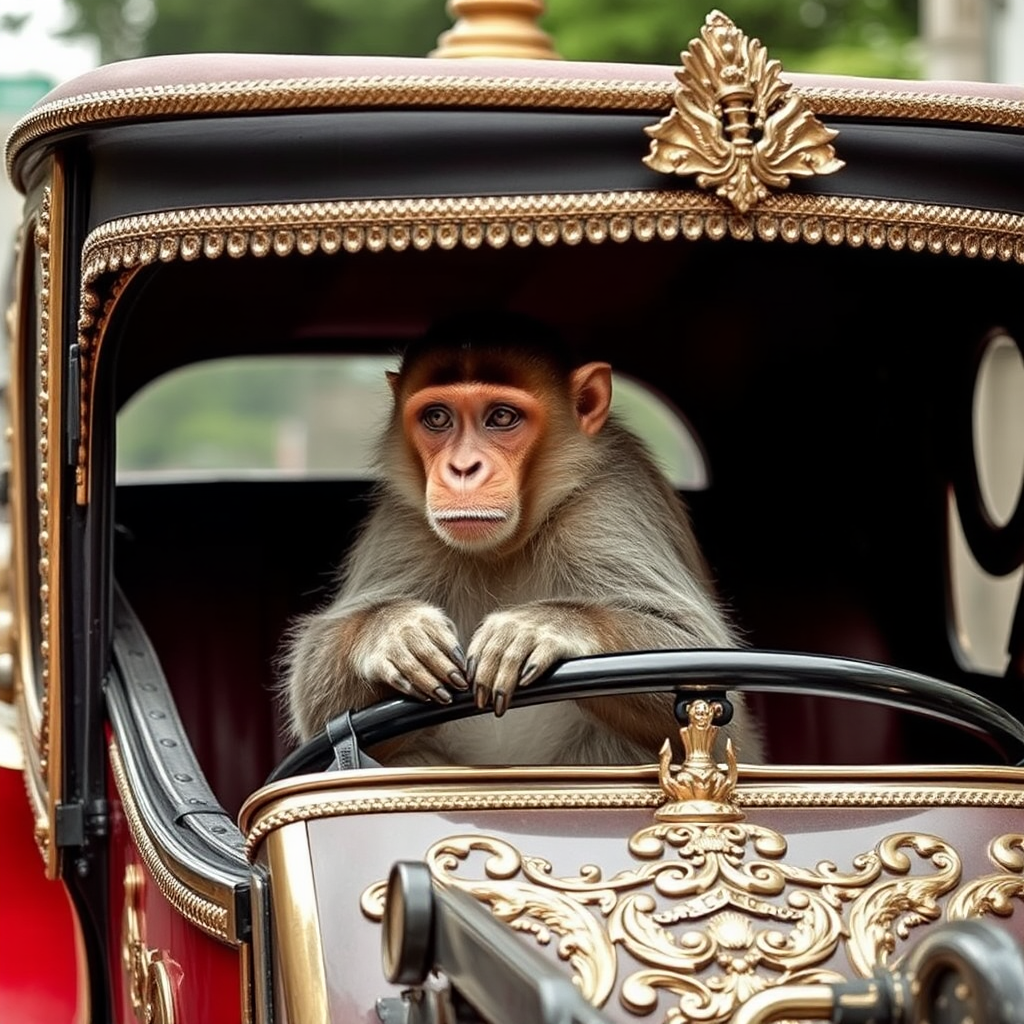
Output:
[{"xmin": 732, "ymin": 919, "xmax": 1024, "ymax": 1024}]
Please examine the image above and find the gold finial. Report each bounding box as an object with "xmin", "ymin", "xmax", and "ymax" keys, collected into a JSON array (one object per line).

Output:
[
  {"xmin": 644, "ymin": 10, "xmax": 843, "ymax": 213},
  {"xmin": 431, "ymin": 0, "xmax": 562, "ymax": 60},
  {"xmin": 656, "ymin": 699, "xmax": 743, "ymax": 822}
]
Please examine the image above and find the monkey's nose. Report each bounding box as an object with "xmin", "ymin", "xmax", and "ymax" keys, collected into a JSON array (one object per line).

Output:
[{"xmin": 448, "ymin": 459, "xmax": 483, "ymax": 480}]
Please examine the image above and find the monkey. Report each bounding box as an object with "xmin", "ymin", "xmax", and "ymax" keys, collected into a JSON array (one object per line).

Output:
[{"xmin": 282, "ymin": 314, "xmax": 763, "ymax": 767}]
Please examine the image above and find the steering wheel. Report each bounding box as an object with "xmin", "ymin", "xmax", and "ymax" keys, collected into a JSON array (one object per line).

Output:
[{"xmin": 267, "ymin": 649, "xmax": 1024, "ymax": 782}]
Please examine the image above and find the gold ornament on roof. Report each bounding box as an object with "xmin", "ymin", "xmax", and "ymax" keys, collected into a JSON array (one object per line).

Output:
[{"xmin": 645, "ymin": 10, "xmax": 844, "ymax": 213}]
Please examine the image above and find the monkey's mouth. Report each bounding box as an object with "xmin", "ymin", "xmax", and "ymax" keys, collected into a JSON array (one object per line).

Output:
[
  {"xmin": 430, "ymin": 508, "xmax": 513, "ymax": 547},
  {"xmin": 432, "ymin": 509, "xmax": 509, "ymax": 523}
]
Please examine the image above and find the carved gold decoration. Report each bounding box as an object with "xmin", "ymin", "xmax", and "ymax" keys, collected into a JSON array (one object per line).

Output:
[
  {"xmin": 947, "ymin": 833, "xmax": 1024, "ymax": 921},
  {"xmin": 431, "ymin": 0, "xmax": 561, "ymax": 60},
  {"xmin": 30, "ymin": 173, "xmax": 66, "ymax": 879},
  {"xmin": 122, "ymin": 862, "xmax": 182, "ymax": 1024},
  {"xmin": 363, "ymin": 827, "xmax": 979, "ymax": 1023},
  {"xmin": 360, "ymin": 719, "xmax": 1018, "ymax": 1023},
  {"xmin": 7, "ymin": 73, "xmax": 1024, "ymax": 186},
  {"xmin": 644, "ymin": 11, "xmax": 843, "ymax": 212},
  {"xmin": 656, "ymin": 699, "xmax": 740, "ymax": 821},
  {"xmin": 109, "ymin": 739, "xmax": 235, "ymax": 942}
]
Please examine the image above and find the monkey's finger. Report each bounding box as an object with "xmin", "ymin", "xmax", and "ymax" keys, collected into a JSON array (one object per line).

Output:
[
  {"xmin": 416, "ymin": 624, "xmax": 469, "ymax": 690},
  {"xmin": 382, "ymin": 668, "xmax": 429, "ymax": 702},
  {"xmin": 467, "ymin": 636, "xmax": 512, "ymax": 709},
  {"xmin": 516, "ymin": 641, "xmax": 564, "ymax": 688},
  {"xmin": 384, "ymin": 655, "xmax": 452, "ymax": 704},
  {"xmin": 487, "ymin": 642, "xmax": 545, "ymax": 716},
  {"xmin": 403, "ymin": 635, "xmax": 467, "ymax": 694}
]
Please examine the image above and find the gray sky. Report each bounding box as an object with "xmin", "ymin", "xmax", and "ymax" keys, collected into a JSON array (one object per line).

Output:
[{"xmin": 1, "ymin": 0, "xmax": 98, "ymax": 84}]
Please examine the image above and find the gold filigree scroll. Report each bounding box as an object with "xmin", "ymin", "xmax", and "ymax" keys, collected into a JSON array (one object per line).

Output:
[
  {"xmin": 361, "ymin": 707, "xmax": 1019, "ymax": 1023},
  {"xmin": 947, "ymin": 833, "xmax": 1024, "ymax": 921},
  {"xmin": 362, "ymin": 829, "xmax": 971, "ymax": 1023},
  {"xmin": 644, "ymin": 10, "xmax": 844, "ymax": 213}
]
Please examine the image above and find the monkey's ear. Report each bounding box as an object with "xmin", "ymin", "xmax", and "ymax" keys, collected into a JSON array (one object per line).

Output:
[
  {"xmin": 569, "ymin": 362, "xmax": 612, "ymax": 436},
  {"xmin": 385, "ymin": 370, "xmax": 400, "ymax": 394}
]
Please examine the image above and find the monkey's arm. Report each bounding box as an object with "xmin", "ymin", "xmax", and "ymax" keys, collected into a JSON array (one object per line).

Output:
[{"xmin": 283, "ymin": 505, "xmax": 468, "ymax": 741}]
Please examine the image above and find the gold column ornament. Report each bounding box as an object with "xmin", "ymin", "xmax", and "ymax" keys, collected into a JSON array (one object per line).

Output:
[
  {"xmin": 656, "ymin": 699, "xmax": 741, "ymax": 821},
  {"xmin": 645, "ymin": 10, "xmax": 844, "ymax": 213},
  {"xmin": 431, "ymin": 0, "xmax": 562, "ymax": 60}
]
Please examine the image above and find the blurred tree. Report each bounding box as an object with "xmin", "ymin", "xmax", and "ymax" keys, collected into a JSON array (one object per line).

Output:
[
  {"xmin": 62, "ymin": 0, "xmax": 447, "ymax": 62},
  {"xmin": 62, "ymin": 0, "xmax": 919, "ymax": 76},
  {"xmin": 544, "ymin": 0, "xmax": 919, "ymax": 76}
]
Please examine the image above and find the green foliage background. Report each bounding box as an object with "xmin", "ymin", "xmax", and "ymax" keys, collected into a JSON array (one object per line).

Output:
[{"xmin": 61, "ymin": 0, "xmax": 920, "ymax": 78}]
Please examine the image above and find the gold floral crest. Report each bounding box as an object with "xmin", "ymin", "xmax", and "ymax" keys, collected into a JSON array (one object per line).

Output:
[{"xmin": 645, "ymin": 10, "xmax": 844, "ymax": 212}]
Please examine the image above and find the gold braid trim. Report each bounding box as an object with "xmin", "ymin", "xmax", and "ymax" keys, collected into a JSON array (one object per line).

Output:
[
  {"xmin": 8, "ymin": 74, "xmax": 1023, "ymax": 184},
  {"xmin": 244, "ymin": 781, "xmax": 1024, "ymax": 859},
  {"xmin": 109, "ymin": 739, "xmax": 235, "ymax": 944},
  {"xmin": 246, "ymin": 788, "xmax": 663, "ymax": 858}
]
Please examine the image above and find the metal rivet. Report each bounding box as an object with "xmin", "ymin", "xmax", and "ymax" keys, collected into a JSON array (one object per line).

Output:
[
  {"xmin": 158, "ymin": 738, "xmax": 177, "ymax": 748},
  {"xmin": 173, "ymin": 773, "xmax": 192, "ymax": 783}
]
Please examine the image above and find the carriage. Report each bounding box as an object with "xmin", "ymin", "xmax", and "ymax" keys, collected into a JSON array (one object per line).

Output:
[{"xmin": 2, "ymin": 6, "xmax": 1024, "ymax": 1022}]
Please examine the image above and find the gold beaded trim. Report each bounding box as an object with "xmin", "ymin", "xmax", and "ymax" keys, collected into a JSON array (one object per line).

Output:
[
  {"xmin": 75, "ymin": 189, "xmax": 1024, "ymax": 504},
  {"xmin": 35, "ymin": 187, "xmax": 52, "ymax": 777}
]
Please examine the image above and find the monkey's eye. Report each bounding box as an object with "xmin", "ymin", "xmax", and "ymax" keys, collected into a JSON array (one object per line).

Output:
[
  {"xmin": 421, "ymin": 406, "xmax": 453, "ymax": 431},
  {"xmin": 485, "ymin": 405, "xmax": 521, "ymax": 429}
]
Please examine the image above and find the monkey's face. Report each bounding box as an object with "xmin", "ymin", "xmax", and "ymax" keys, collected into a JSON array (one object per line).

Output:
[{"xmin": 402, "ymin": 382, "xmax": 548, "ymax": 553}]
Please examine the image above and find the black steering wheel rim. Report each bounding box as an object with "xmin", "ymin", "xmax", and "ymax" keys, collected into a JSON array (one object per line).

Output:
[{"xmin": 268, "ymin": 649, "xmax": 1024, "ymax": 782}]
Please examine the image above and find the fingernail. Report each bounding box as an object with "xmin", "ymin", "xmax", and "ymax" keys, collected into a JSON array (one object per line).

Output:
[
  {"xmin": 474, "ymin": 685, "xmax": 490, "ymax": 710},
  {"xmin": 494, "ymin": 692, "xmax": 508, "ymax": 717},
  {"xmin": 466, "ymin": 655, "xmax": 477, "ymax": 683},
  {"xmin": 433, "ymin": 685, "xmax": 452, "ymax": 704},
  {"xmin": 448, "ymin": 669, "xmax": 468, "ymax": 690},
  {"xmin": 453, "ymin": 645, "xmax": 467, "ymax": 669},
  {"xmin": 519, "ymin": 663, "xmax": 537, "ymax": 686}
]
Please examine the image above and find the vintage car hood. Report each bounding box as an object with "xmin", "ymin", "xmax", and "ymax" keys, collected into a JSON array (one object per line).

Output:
[{"xmin": 241, "ymin": 750, "xmax": 1024, "ymax": 1024}]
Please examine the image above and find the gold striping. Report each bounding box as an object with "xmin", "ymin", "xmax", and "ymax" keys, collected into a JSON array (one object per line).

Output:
[
  {"xmin": 7, "ymin": 72, "xmax": 1024, "ymax": 186},
  {"xmin": 108, "ymin": 738, "xmax": 234, "ymax": 943}
]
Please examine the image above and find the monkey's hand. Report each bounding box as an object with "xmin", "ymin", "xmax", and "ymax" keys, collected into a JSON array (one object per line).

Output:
[
  {"xmin": 467, "ymin": 604, "xmax": 604, "ymax": 716},
  {"xmin": 351, "ymin": 601, "xmax": 468, "ymax": 705}
]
